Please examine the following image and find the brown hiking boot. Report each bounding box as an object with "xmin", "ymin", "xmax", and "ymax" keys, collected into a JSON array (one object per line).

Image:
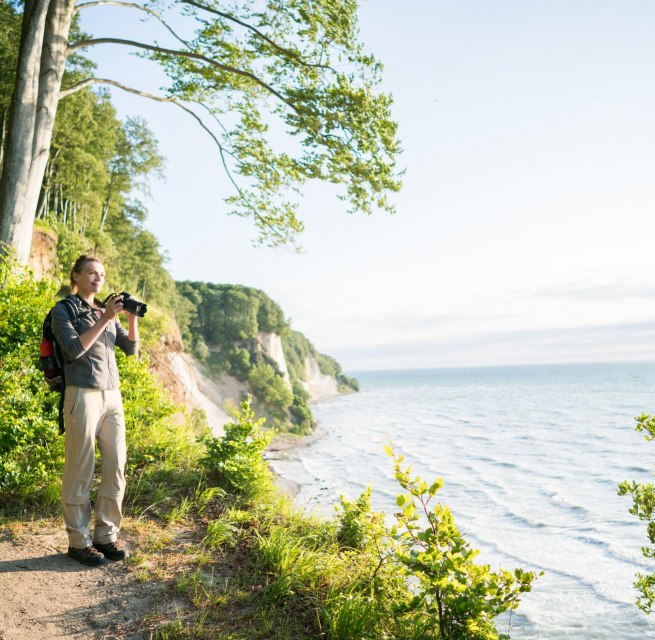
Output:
[
  {"xmin": 67, "ymin": 545, "xmax": 105, "ymax": 567},
  {"xmin": 93, "ymin": 540, "xmax": 128, "ymax": 561}
]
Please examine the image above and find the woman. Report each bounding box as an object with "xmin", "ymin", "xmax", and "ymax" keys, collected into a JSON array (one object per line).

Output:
[{"xmin": 51, "ymin": 255, "xmax": 139, "ymax": 567}]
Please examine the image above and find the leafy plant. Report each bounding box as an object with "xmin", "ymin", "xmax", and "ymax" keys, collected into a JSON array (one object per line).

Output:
[
  {"xmin": 335, "ymin": 485, "xmax": 384, "ymax": 551},
  {"xmin": 0, "ymin": 253, "xmax": 62, "ymax": 506},
  {"xmin": 200, "ymin": 397, "xmax": 273, "ymax": 498},
  {"xmin": 386, "ymin": 444, "xmax": 539, "ymax": 640},
  {"xmin": 619, "ymin": 412, "xmax": 655, "ymax": 613}
]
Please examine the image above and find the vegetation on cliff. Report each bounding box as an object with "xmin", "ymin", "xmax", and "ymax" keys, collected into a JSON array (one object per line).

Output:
[
  {"xmin": 0, "ymin": 2, "xmax": 354, "ymax": 434},
  {"xmin": 177, "ymin": 281, "xmax": 358, "ymax": 434}
]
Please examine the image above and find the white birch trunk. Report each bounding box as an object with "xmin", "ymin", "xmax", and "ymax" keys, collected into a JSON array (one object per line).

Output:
[
  {"xmin": 0, "ymin": 0, "xmax": 50, "ymax": 261},
  {"xmin": 0, "ymin": 0, "xmax": 75, "ymax": 264},
  {"xmin": 23, "ymin": 0, "xmax": 76, "ymax": 238}
]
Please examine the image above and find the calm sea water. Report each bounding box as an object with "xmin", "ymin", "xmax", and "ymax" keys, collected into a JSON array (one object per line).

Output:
[{"xmin": 268, "ymin": 362, "xmax": 655, "ymax": 639}]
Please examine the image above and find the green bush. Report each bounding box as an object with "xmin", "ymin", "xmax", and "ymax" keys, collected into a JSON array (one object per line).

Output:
[
  {"xmin": 0, "ymin": 254, "xmax": 62, "ymax": 507},
  {"xmin": 117, "ymin": 349, "xmax": 189, "ymax": 471},
  {"xmin": 200, "ymin": 397, "xmax": 273, "ymax": 498},
  {"xmin": 619, "ymin": 412, "xmax": 655, "ymax": 613},
  {"xmin": 0, "ymin": 344, "xmax": 63, "ymax": 505},
  {"xmin": 387, "ymin": 445, "xmax": 539, "ymax": 640},
  {"xmin": 192, "ymin": 335, "xmax": 210, "ymax": 361},
  {"xmin": 0, "ymin": 253, "xmax": 57, "ymax": 357},
  {"xmin": 289, "ymin": 392, "xmax": 314, "ymax": 435},
  {"xmin": 0, "ymin": 253, "xmax": 198, "ymax": 513},
  {"xmin": 248, "ymin": 363, "xmax": 294, "ymax": 429},
  {"xmin": 225, "ymin": 345, "xmax": 252, "ymax": 381},
  {"xmin": 335, "ymin": 485, "xmax": 383, "ymax": 551}
]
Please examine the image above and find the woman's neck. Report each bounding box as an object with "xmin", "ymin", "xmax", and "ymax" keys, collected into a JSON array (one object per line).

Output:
[{"xmin": 75, "ymin": 291, "xmax": 96, "ymax": 306}]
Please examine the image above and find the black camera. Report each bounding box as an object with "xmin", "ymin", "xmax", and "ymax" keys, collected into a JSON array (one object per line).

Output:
[{"xmin": 104, "ymin": 291, "xmax": 148, "ymax": 317}]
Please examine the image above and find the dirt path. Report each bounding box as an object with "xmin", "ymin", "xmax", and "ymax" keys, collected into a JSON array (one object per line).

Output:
[
  {"xmin": 0, "ymin": 522, "xmax": 168, "ymax": 640},
  {"xmin": 0, "ymin": 435, "xmax": 310, "ymax": 639}
]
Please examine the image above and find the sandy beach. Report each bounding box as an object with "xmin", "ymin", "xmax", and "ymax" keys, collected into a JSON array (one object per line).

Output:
[{"xmin": 265, "ymin": 424, "xmax": 327, "ymax": 498}]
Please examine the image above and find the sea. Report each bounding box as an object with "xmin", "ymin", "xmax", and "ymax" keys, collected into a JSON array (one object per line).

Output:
[{"xmin": 267, "ymin": 361, "xmax": 655, "ymax": 640}]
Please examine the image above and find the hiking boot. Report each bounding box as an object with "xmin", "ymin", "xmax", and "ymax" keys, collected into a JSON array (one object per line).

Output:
[
  {"xmin": 93, "ymin": 540, "xmax": 128, "ymax": 561},
  {"xmin": 67, "ymin": 545, "xmax": 105, "ymax": 567}
]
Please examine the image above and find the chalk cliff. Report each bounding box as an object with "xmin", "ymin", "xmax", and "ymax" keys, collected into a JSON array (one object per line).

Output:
[
  {"xmin": 168, "ymin": 331, "xmax": 346, "ymax": 436},
  {"xmin": 302, "ymin": 355, "xmax": 339, "ymax": 399},
  {"xmin": 257, "ymin": 331, "xmax": 291, "ymax": 388}
]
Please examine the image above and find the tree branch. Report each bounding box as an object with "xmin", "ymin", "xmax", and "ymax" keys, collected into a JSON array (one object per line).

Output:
[
  {"xmin": 67, "ymin": 38, "xmax": 294, "ymax": 109},
  {"xmin": 59, "ymin": 77, "xmax": 288, "ymax": 243},
  {"xmin": 180, "ymin": 0, "xmax": 335, "ymax": 72},
  {"xmin": 74, "ymin": 1, "xmax": 191, "ymax": 48}
]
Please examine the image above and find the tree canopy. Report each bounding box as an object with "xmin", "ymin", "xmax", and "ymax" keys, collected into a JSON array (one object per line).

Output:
[{"xmin": 0, "ymin": 0, "xmax": 402, "ymax": 261}]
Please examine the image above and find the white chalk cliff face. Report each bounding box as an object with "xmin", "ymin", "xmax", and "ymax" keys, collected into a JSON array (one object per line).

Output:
[
  {"xmin": 301, "ymin": 354, "xmax": 339, "ymax": 399},
  {"xmin": 257, "ymin": 331, "xmax": 339, "ymax": 399},
  {"xmin": 167, "ymin": 352, "xmax": 247, "ymax": 437},
  {"xmin": 257, "ymin": 332, "xmax": 291, "ymax": 388},
  {"xmin": 169, "ymin": 332, "xmax": 342, "ymax": 436}
]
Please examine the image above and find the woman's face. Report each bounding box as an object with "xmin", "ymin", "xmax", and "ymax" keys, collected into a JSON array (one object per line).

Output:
[{"xmin": 74, "ymin": 260, "xmax": 106, "ymax": 296}]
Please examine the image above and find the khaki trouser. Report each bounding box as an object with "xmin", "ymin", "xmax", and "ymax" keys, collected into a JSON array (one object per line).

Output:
[{"xmin": 61, "ymin": 386, "xmax": 126, "ymax": 549}]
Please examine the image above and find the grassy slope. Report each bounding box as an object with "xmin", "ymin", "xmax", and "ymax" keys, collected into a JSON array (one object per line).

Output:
[{"xmin": 0, "ymin": 255, "xmax": 536, "ymax": 640}]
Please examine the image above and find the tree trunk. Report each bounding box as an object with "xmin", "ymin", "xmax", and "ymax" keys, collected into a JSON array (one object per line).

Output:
[
  {"xmin": 53, "ymin": 182, "xmax": 59, "ymax": 220},
  {"xmin": 0, "ymin": 0, "xmax": 50, "ymax": 260},
  {"xmin": 36, "ymin": 186, "xmax": 48, "ymax": 219},
  {"xmin": 25, "ymin": 0, "xmax": 77, "ymax": 232},
  {"xmin": 0, "ymin": 0, "xmax": 75, "ymax": 263},
  {"xmin": 0, "ymin": 110, "xmax": 7, "ymax": 174}
]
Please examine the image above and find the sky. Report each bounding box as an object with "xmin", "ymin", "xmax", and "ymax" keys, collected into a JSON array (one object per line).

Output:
[{"xmin": 78, "ymin": 1, "xmax": 655, "ymax": 372}]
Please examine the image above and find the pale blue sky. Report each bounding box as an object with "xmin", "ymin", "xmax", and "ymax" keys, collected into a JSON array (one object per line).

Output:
[{"xmin": 79, "ymin": 1, "xmax": 655, "ymax": 371}]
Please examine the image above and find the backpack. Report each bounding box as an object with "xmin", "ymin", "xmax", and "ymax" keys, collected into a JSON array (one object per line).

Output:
[{"xmin": 39, "ymin": 298, "xmax": 80, "ymax": 433}]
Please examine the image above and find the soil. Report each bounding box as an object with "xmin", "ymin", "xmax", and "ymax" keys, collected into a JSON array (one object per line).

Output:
[{"xmin": 0, "ymin": 522, "xmax": 169, "ymax": 640}]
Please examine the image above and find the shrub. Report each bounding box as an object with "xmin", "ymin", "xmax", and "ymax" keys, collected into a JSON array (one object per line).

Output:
[
  {"xmin": 289, "ymin": 392, "xmax": 314, "ymax": 435},
  {"xmin": 248, "ymin": 363, "xmax": 293, "ymax": 429},
  {"xmin": 0, "ymin": 254, "xmax": 62, "ymax": 507},
  {"xmin": 387, "ymin": 444, "xmax": 539, "ymax": 640},
  {"xmin": 0, "ymin": 344, "xmax": 63, "ymax": 505},
  {"xmin": 335, "ymin": 485, "xmax": 384, "ymax": 551},
  {"xmin": 200, "ymin": 397, "xmax": 273, "ymax": 498},
  {"xmin": 117, "ymin": 350, "xmax": 189, "ymax": 471},
  {"xmin": 619, "ymin": 412, "xmax": 655, "ymax": 613},
  {"xmin": 0, "ymin": 252, "xmax": 57, "ymax": 357}
]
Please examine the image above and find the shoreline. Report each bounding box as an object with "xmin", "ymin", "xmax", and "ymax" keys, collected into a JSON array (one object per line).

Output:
[{"xmin": 265, "ymin": 423, "xmax": 328, "ymax": 498}]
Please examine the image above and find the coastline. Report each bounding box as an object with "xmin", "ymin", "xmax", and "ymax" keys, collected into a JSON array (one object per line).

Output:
[{"xmin": 265, "ymin": 423, "xmax": 328, "ymax": 498}]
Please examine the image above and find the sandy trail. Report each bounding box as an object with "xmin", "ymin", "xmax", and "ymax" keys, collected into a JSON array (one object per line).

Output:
[{"xmin": 0, "ymin": 523, "xmax": 165, "ymax": 640}]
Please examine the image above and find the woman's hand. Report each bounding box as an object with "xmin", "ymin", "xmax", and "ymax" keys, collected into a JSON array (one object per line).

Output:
[
  {"xmin": 103, "ymin": 294, "xmax": 124, "ymax": 320},
  {"xmin": 78, "ymin": 296, "xmax": 122, "ymax": 352}
]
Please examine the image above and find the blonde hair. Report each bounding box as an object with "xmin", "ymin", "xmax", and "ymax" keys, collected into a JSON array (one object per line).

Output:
[{"xmin": 70, "ymin": 254, "xmax": 103, "ymax": 293}]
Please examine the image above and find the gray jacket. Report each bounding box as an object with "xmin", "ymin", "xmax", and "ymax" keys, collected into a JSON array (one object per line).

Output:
[{"xmin": 50, "ymin": 295, "xmax": 139, "ymax": 390}]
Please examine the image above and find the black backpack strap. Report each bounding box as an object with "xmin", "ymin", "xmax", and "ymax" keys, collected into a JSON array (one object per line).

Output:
[
  {"xmin": 52, "ymin": 297, "xmax": 80, "ymax": 435},
  {"xmin": 58, "ymin": 392, "xmax": 66, "ymax": 435},
  {"xmin": 57, "ymin": 297, "xmax": 80, "ymax": 331}
]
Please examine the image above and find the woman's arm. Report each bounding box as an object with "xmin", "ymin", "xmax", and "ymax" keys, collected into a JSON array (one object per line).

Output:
[
  {"xmin": 52, "ymin": 296, "xmax": 124, "ymax": 360},
  {"xmin": 126, "ymin": 312, "xmax": 139, "ymax": 342},
  {"xmin": 115, "ymin": 310, "xmax": 139, "ymax": 356},
  {"xmin": 77, "ymin": 296, "xmax": 123, "ymax": 352}
]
